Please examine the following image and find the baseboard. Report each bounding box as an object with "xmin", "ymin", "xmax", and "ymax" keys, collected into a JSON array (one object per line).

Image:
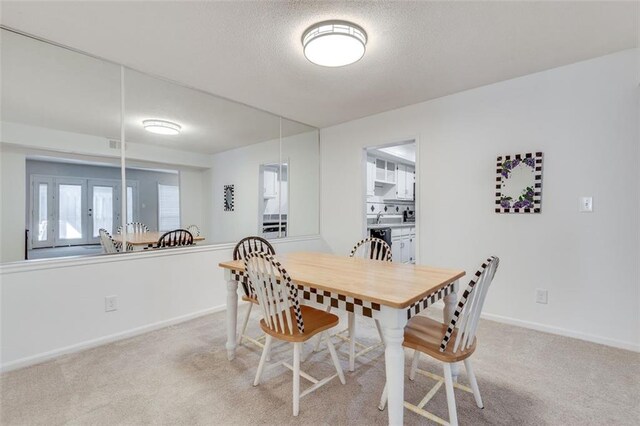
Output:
[
  {"xmin": 425, "ymin": 305, "xmax": 639, "ymax": 352},
  {"xmin": 0, "ymin": 304, "xmax": 226, "ymax": 373},
  {"xmin": 481, "ymin": 312, "xmax": 640, "ymax": 352}
]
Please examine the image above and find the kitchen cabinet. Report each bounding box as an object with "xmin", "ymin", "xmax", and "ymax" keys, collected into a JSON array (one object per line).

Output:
[
  {"xmin": 375, "ymin": 158, "xmax": 396, "ymax": 183},
  {"xmin": 395, "ymin": 164, "xmax": 415, "ymax": 200},
  {"xmin": 366, "ymin": 157, "xmax": 376, "ymax": 197},
  {"xmin": 391, "ymin": 227, "xmax": 416, "ymax": 264}
]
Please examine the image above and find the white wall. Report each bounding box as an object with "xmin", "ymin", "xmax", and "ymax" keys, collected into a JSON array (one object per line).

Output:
[
  {"xmin": 0, "ymin": 148, "xmax": 27, "ymax": 262},
  {"xmin": 320, "ymin": 49, "xmax": 640, "ymax": 351},
  {"xmin": 0, "ymin": 236, "xmax": 329, "ymax": 371}
]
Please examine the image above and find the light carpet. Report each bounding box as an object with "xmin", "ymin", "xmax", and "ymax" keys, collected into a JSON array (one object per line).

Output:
[{"xmin": 1, "ymin": 307, "xmax": 639, "ymax": 425}]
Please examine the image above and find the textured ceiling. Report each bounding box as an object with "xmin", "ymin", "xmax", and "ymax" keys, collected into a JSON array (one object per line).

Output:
[{"xmin": 1, "ymin": 1, "xmax": 638, "ymax": 128}]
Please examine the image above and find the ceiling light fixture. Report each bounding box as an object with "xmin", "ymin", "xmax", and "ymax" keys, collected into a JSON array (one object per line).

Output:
[
  {"xmin": 302, "ymin": 20, "xmax": 367, "ymax": 67},
  {"xmin": 142, "ymin": 119, "xmax": 181, "ymax": 135}
]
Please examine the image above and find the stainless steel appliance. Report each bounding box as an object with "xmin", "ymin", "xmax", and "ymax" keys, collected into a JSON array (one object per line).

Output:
[{"xmin": 403, "ymin": 210, "xmax": 415, "ymax": 223}]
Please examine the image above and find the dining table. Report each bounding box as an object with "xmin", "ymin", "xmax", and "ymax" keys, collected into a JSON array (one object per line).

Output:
[
  {"xmin": 112, "ymin": 231, "xmax": 205, "ymax": 250},
  {"xmin": 218, "ymin": 251, "xmax": 465, "ymax": 425}
]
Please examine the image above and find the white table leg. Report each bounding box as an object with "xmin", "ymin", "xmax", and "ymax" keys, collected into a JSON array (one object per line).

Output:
[
  {"xmin": 225, "ymin": 272, "xmax": 239, "ymax": 361},
  {"xmin": 443, "ymin": 281, "xmax": 460, "ymax": 380},
  {"xmin": 380, "ymin": 307, "xmax": 408, "ymax": 426}
]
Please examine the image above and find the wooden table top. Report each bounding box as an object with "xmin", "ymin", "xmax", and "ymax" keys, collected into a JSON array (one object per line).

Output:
[
  {"xmin": 112, "ymin": 231, "xmax": 205, "ymax": 246},
  {"xmin": 219, "ymin": 252, "xmax": 465, "ymax": 309}
]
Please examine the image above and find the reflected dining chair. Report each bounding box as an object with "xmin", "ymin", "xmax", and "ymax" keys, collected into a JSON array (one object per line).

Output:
[
  {"xmin": 185, "ymin": 224, "xmax": 201, "ymax": 237},
  {"xmin": 156, "ymin": 229, "xmax": 194, "ymax": 248},
  {"xmin": 244, "ymin": 252, "xmax": 345, "ymax": 416},
  {"xmin": 116, "ymin": 222, "xmax": 149, "ymax": 234},
  {"xmin": 378, "ymin": 256, "xmax": 500, "ymax": 426},
  {"xmin": 99, "ymin": 228, "xmax": 132, "ymax": 253},
  {"xmin": 233, "ymin": 236, "xmax": 275, "ymax": 349},
  {"xmin": 314, "ymin": 237, "xmax": 392, "ymax": 371}
]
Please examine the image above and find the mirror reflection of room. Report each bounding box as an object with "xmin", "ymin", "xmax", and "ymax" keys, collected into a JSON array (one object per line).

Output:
[{"xmin": 0, "ymin": 29, "xmax": 320, "ymax": 263}]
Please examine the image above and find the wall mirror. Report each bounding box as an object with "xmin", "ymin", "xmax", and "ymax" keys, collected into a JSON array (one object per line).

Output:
[
  {"xmin": 495, "ymin": 152, "xmax": 543, "ymax": 213},
  {"xmin": 0, "ymin": 29, "xmax": 320, "ymax": 264}
]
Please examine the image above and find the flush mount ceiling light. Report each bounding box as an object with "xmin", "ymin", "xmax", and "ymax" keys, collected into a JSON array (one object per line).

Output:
[
  {"xmin": 302, "ymin": 20, "xmax": 367, "ymax": 67},
  {"xmin": 142, "ymin": 119, "xmax": 181, "ymax": 135}
]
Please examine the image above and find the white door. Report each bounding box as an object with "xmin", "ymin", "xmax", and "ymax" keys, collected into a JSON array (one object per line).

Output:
[
  {"xmin": 88, "ymin": 180, "xmax": 121, "ymax": 244},
  {"xmin": 56, "ymin": 178, "xmax": 88, "ymax": 246},
  {"xmin": 391, "ymin": 237, "xmax": 402, "ymax": 262},
  {"xmin": 31, "ymin": 177, "xmax": 54, "ymax": 248}
]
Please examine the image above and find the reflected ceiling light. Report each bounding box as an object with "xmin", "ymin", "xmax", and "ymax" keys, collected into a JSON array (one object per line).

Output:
[
  {"xmin": 302, "ymin": 20, "xmax": 367, "ymax": 67},
  {"xmin": 142, "ymin": 119, "xmax": 181, "ymax": 135}
]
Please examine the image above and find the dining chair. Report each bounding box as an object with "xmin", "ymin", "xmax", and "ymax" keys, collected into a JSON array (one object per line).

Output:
[
  {"xmin": 233, "ymin": 236, "xmax": 276, "ymax": 349},
  {"xmin": 378, "ymin": 256, "xmax": 500, "ymax": 426},
  {"xmin": 99, "ymin": 228, "xmax": 132, "ymax": 253},
  {"xmin": 156, "ymin": 229, "xmax": 194, "ymax": 248},
  {"xmin": 116, "ymin": 222, "xmax": 149, "ymax": 234},
  {"xmin": 185, "ymin": 224, "xmax": 201, "ymax": 237},
  {"xmin": 244, "ymin": 252, "xmax": 346, "ymax": 416},
  {"xmin": 314, "ymin": 237, "xmax": 392, "ymax": 371}
]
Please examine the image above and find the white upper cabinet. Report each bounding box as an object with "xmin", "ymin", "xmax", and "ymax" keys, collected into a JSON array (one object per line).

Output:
[
  {"xmin": 375, "ymin": 158, "xmax": 396, "ymax": 183},
  {"xmin": 366, "ymin": 156, "xmax": 376, "ymax": 197},
  {"xmin": 395, "ymin": 164, "xmax": 415, "ymax": 200}
]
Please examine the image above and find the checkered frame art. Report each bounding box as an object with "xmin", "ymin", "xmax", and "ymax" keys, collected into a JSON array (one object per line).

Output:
[{"xmin": 495, "ymin": 152, "xmax": 543, "ymax": 213}]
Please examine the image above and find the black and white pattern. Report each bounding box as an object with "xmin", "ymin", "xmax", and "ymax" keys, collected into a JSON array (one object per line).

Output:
[
  {"xmin": 185, "ymin": 224, "xmax": 201, "ymax": 237},
  {"xmin": 350, "ymin": 237, "xmax": 392, "ymax": 261},
  {"xmin": 495, "ymin": 152, "xmax": 543, "ymax": 213},
  {"xmin": 405, "ymin": 282, "xmax": 456, "ymax": 321},
  {"xmin": 116, "ymin": 222, "xmax": 149, "ymax": 234},
  {"xmin": 439, "ymin": 256, "xmax": 499, "ymax": 352},
  {"xmin": 224, "ymin": 185, "xmax": 235, "ymax": 211},
  {"xmin": 243, "ymin": 252, "xmax": 305, "ymax": 333}
]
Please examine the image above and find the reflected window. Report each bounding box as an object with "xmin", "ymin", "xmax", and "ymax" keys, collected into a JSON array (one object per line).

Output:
[
  {"xmin": 37, "ymin": 184, "xmax": 48, "ymax": 241},
  {"xmin": 92, "ymin": 186, "xmax": 114, "ymax": 237},
  {"xmin": 158, "ymin": 184, "xmax": 180, "ymax": 231}
]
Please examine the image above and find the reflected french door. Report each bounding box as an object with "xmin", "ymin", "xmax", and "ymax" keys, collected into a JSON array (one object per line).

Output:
[{"xmin": 30, "ymin": 176, "xmax": 128, "ymax": 248}]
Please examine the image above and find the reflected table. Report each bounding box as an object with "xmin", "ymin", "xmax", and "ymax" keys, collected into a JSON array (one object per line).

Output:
[
  {"xmin": 219, "ymin": 251, "xmax": 464, "ymax": 425},
  {"xmin": 112, "ymin": 231, "xmax": 205, "ymax": 250}
]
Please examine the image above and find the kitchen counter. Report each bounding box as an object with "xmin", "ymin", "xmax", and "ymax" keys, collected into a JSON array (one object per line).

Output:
[{"xmin": 367, "ymin": 223, "xmax": 415, "ymax": 229}]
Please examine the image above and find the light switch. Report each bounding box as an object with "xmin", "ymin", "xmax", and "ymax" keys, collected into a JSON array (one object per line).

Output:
[{"xmin": 579, "ymin": 196, "xmax": 593, "ymax": 212}]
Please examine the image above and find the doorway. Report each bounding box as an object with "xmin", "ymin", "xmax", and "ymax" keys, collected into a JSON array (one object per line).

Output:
[{"xmin": 363, "ymin": 140, "xmax": 417, "ymax": 264}]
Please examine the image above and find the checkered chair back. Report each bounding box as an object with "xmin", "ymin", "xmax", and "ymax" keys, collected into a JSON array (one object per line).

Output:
[
  {"xmin": 350, "ymin": 237, "xmax": 392, "ymax": 262},
  {"xmin": 157, "ymin": 229, "xmax": 194, "ymax": 248},
  {"xmin": 99, "ymin": 229, "xmax": 132, "ymax": 253},
  {"xmin": 185, "ymin": 224, "xmax": 201, "ymax": 237},
  {"xmin": 440, "ymin": 256, "xmax": 500, "ymax": 353},
  {"xmin": 233, "ymin": 236, "xmax": 276, "ymax": 298},
  {"xmin": 243, "ymin": 252, "xmax": 304, "ymax": 334},
  {"xmin": 117, "ymin": 222, "xmax": 149, "ymax": 234}
]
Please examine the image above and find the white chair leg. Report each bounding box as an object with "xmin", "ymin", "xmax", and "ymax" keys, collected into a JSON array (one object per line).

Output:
[
  {"xmin": 374, "ymin": 319, "xmax": 386, "ymax": 346},
  {"xmin": 378, "ymin": 382, "xmax": 388, "ymax": 411},
  {"xmin": 253, "ymin": 335, "xmax": 272, "ymax": 386},
  {"xmin": 348, "ymin": 312, "xmax": 356, "ymax": 372},
  {"xmin": 409, "ymin": 349, "xmax": 420, "ymax": 381},
  {"xmin": 464, "ymin": 358, "xmax": 484, "ymax": 409},
  {"xmin": 238, "ymin": 302, "xmax": 253, "ymax": 344},
  {"xmin": 313, "ymin": 305, "xmax": 332, "ymax": 352},
  {"xmin": 326, "ymin": 337, "xmax": 346, "ymax": 384},
  {"xmin": 443, "ymin": 363, "xmax": 459, "ymax": 426},
  {"xmin": 293, "ymin": 342, "xmax": 301, "ymax": 416}
]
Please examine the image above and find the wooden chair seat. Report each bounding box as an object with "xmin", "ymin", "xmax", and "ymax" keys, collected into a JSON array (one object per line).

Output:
[
  {"xmin": 403, "ymin": 316, "xmax": 476, "ymax": 363},
  {"xmin": 260, "ymin": 305, "xmax": 339, "ymax": 343}
]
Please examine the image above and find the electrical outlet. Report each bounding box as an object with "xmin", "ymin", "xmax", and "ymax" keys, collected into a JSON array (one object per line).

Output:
[
  {"xmin": 579, "ymin": 196, "xmax": 593, "ymax": 212},
  {"xmin": 535, "ymin": 289, "xmax": 548, "ymax": 304},
  {"xmin": 105, "ymin": 295, "xmax": 118, "ymax": 312}
]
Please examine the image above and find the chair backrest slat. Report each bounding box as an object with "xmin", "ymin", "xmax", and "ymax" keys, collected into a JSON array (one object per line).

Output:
[
  {"xmin": 440, "ymin": 256, "xmax": 500, "ymax": 353},
  {"xmin": 157, "ymin": 229, "xmax": 194, "ymax": 248},
  {"xmin": 349, "ymin": 237, "xmax": 392, "ymax": 262},
  {"xmin": 244, "ymin": 252, "xmax": 303, "ymax": 334}
]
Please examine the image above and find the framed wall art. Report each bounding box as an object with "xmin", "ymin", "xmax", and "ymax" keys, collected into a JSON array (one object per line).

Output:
[
  {"xmin": 495, "ymin": 152, "xmax": 543, "ymax": 213},
  {"xmin": 224, "ymin": 184, "xmax": 235, "ymax": 211}
]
